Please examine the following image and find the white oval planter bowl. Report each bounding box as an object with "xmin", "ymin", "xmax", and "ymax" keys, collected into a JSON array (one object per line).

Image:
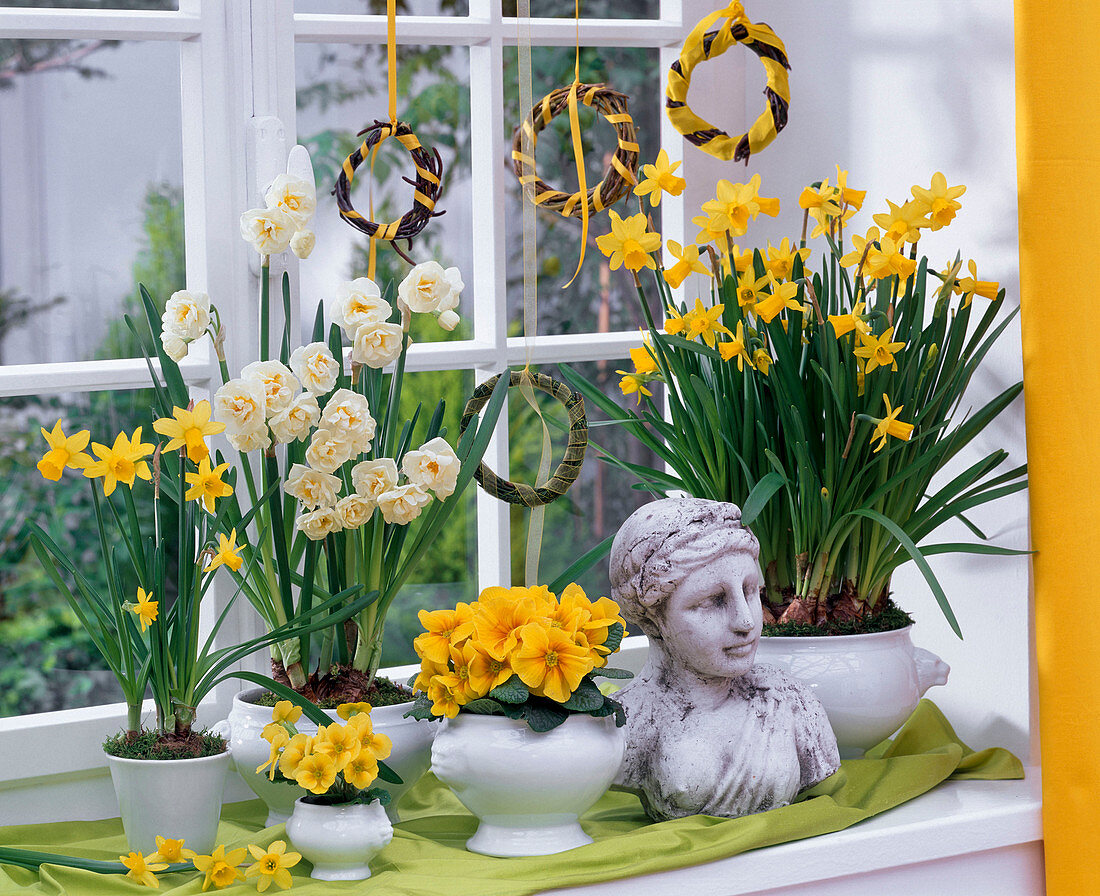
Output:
[
  {"xmin": 431, "ymin": 713, "xmax": 625, "ymax": 857},
  {"xmin": 755, "ymin": 625, "xmax": 950, "ymax": 758},
  {"xmin": 286, "ymin": 798, "xmax": 393, "ymax": 881},
  {"xmin": 216, "ymin": 688, "xmax": 437, "ymax": 827},
  {"xmin": 106, "ymin": 750, "xmax": 231, "ymax": 854}
]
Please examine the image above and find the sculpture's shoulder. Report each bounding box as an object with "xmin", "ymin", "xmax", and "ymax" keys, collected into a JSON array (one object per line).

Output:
[{"xmin": 748, "ymin": 664, "xmax": 841, "ymax": 789}]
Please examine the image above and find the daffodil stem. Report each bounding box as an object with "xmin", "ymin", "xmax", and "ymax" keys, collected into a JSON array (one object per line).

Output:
[
  {"xmin": 126, "ymin": 701, "xmax": 141, "ymax": 735},
  {"xmin": 260, "ymin": 260, "xmax": 271, "ymax": 362}
]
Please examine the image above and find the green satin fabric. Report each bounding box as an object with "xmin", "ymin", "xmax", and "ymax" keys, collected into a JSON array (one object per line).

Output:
[{"xmin": 0, "ymin": 701, "xmax": 1023, "ymax": 895}]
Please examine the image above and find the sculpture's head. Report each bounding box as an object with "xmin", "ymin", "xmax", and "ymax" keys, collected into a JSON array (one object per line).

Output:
[{"xmin": 609, "ymin": 497, "xmax": 763, "ymax": 680}]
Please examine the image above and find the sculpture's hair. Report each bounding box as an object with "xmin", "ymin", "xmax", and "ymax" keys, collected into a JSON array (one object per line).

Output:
[{"xmin": 609, "ymin": 497, "xmax": 759, "ymax": 637}]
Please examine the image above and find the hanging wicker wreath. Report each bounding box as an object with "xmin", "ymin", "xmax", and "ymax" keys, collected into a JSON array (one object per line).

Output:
[
  {"xmin": 510, "ymin": 84, "xmax": 639, "ymax": 219},
  {"xmin": 459, "ymin": 370, "xmax": 588, "ymax": 507},
  {"xmin": 333, "ymin": 120, "xmax": 445, "ymax": 263},
  {"xmin": 666, "ymin": 9, "xmax": 791, "ymax": 163}
]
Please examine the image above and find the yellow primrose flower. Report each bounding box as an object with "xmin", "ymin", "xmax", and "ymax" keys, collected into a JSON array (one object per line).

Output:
[
  {"xmin": 336, "ymin": 701, "xmax": 372, "ymax": 721},
  {"xmin": 444, "ymin": 640, "xmax": 490, "ymax": 702},
  {"xmin": 752, "ymin": 348, "xmax": 772, "ymax": 375},
  {"xmin": 735, "ymin": 269, "xmax": 769, "ymax": 314},
  {"xmin": 827, "ymin": 301, "xmax": 871, "ymax": 339},
  {"xmin": 862, "ymin": 236, "xmax": 917, "ymax": 281},
  {"xmin": 872, "ymin": 199, "xmax": 931, "ymax": 244},
  {"xmin": 663, "ymin": 240, "xmax": 710, "ymax": 288},
  {"xmin": 634, "ymin": 149, "xmax": 686, "ymax": 207},
  {"xmin": 835, "ymin": 166, "xmax": 867, "ymax": 211},
  {"xmin": 718, "ymin": 321, "xmax": 751, "ymax": 372},
  {"xmin": 558, "ymin": 586, "xmax": 625, "ymax": 657},
  {"xmin": 246, "ymin": 840, "xmax": 301, "ymax": 893},
  {"xmin": 954, "ymin": 259, "xmax": 1000, "ymax": 306},
  {"xmin": 595, "ymin": 211, "xmax": 660, "ymax": 271},
  {"xmin": 464, "ymin": 638, "xmax": 515, "ymax": 692},
  {"xmin": 427, "ymin": 675, "xmax": 464, "ymax": 718},
  {"xmin": 702, "ymin": 174, "xmax": 780, "ymax": 237},
  {"xmin": 152, "ymin": 400, "xmax": 224, "ymax": 464},
  {"xmin": 84, "ymin": 428, "xmax": 154, "ymax": 497},
  {"xmin": 683, "ymin": 298, "xmax": 731, "ymax": 348},
  {"xmin": 277, "ymin": 732, "xmax": 312, "ymax": 779},
  {"xmin": 256, "ymin": 726, "xmax": 289, "ymax": 780},
  {"xmin": 348, "ymin": 711, "xmax": 392, "ymax": 760},
  {"xmin": 839, "ymin": 227, "xmax": 882, "ymax": 270},
  {"xmin": 120, "ymin": 850, "xmax": 167, "ymax": 888},
  {"xmin": 271, "ymin": 700, "xmax": 302, "ymax": 725},
  {"xmin": 512, "ymin": 622, "xmax": 595, "ymax": 704},
  {"xmin": 414, "ymin": 603, "xmax": 475, "ymax": 665},
  {"xmin": 204, "ymin": 529, "xmax": 244, "ymax": 574},
  {"xmin": 191, "ymin": 844, "xmax": 247, "ymax": 891},
  {"xmin": 313, "ymin": 722, "xmax": 361, "ymax": 772},
  {"xmin": 37, "ymin": 420, "xmax": 92, "ymax": 481},
  {"xmin": 294, "ymin": 752, "xmax": 338, "ymax": 795},
  {"xmin": 184, "ymin": 457, "xmax": 233, "ymax": 512},
  {"xmin": 412, "ymin": 657, "xmax": 447, "ymax": 693},
  {"xmin": 149, "ymin": 836, "xmax": 188, "ymax": 864},
  {"xmin": 130, "ymin": 587, "xmax": 159, "ymax": 633},
  {"xmin": 911, "ymin": 172, "xmax": 966, "ymax": 230},
  {"xmin": 764, "ymin": 238, "xmax": 810, "ymax": 281},
  {"xmin": 854, "ymin": 327, "xmax": 906, "ymax": 375},
  {"xmin": 870, "ymin": 394, "xmax": 915, "ymax": 453},
  {"xmin": 342, "ymin": 750, "xmax": 380, "ymax": 790},
  {"xmin": 470, "ymin": 588, "xmax": 539, "ymax": 660},
  {"xmin": 754, "ymin": 279, "xmax": 804, "ymax": 324},
  {"xmin": 628, "ymin": 343, "xmax": 658, "ymax": 375}
]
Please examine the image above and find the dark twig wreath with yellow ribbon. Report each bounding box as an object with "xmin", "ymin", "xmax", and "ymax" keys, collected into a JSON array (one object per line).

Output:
[
  {"xmin": 666, "ymin": 1, "xmax": 790, "ymax": 163},
  {"xmin": 510, "ymin": 84, "xmax": 639, "ymax": 219},
  {"xmin": 333, "ymin": 120, "xmax": 445, "ymax": 265},
  {"xmin": 460, "ymin": 371, "xmax": 588, "ymax": 507}
]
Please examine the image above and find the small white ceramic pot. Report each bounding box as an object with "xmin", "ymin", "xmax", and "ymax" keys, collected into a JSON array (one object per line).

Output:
[
  {"xmin": 754, "ymin": 625, "xmax": 950, "ymax": 758},
  {"xmin": 431, "ymin": 713, "xmax": 625, "ymax": 857},
  {"xmin": 106, "ymin": 750, "xmax": 231, "ymax": 854},
  {"xmin": 215, "ymin": 687, "xmax": 437, "ymax": 827},
  {"xmin": 286, "ymin": 798, "xmax": 393, "ymax": 881}
]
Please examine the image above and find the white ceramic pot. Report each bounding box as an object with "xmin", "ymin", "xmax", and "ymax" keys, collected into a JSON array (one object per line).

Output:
[
  {"xmin": 431, "ymin": 713, "xmax": 625, "ymax": 857},
  {"xmin": 754, "ymin": 625, "xmax": 950, "ymax": 758},
  {"xmin": 286, "ymin": 798, "xmax": 393, "ymax": 881},
  {"xmin": 215, "ymin": 687, "xmax": 437, "ymax": 827},
  {"xmin": 106, "ymin": 750, "xmax": 231, "ymax": 854}
]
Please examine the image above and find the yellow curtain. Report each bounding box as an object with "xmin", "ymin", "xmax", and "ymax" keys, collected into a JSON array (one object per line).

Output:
[{"xmin": 1016, "ymin": 2, "xmax": 1100, "ymax": 893}]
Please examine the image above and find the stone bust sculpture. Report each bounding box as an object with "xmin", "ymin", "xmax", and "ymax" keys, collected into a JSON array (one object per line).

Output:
[{"xmin": 610, "ymin": 497, "xmax": 840, "ymax": 820}]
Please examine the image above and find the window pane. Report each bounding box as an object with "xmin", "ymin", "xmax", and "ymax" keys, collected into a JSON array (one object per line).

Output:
[
  {"xmin": 378, "ymin": 367, "xmax": 478, "ymax": 666},
  {"xmin": 503, "ymin": 46, "xmax": 662, "ymax": 336},
  {"xmin": 501, "ymin": 0, "xmax": 660, "ymax": 18},
  {"xmin": 296, "ymin": 42, "xmax": 474, "ymax": 341},
  {"xmin": 507, "ymin": 359, "xmax": 663, "ymax": 601},
  {"xmin": 295, "ymin": 0, "xmax": 470, "ymax": 16},
  {"xmin": 0, "ymin": 388, "xmax": 158, "ymax": 718},
  {"xmin": 1, "ymin": 1, "xmax": 178, "ymax": 9},
  {"xmin": 0, "ymin": 39, "xmax": 184, "ymax": 364}
]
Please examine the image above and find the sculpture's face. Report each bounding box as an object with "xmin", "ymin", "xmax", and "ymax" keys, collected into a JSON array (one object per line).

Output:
[{"xmin": 658, "ymin": 552, "xmax": 764, "ymax": 680}]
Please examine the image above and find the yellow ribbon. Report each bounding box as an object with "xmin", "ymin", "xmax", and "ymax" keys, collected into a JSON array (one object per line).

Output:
[{"xmin": 563, "ymin": 0, "xmax": 589, "ymax": 289}]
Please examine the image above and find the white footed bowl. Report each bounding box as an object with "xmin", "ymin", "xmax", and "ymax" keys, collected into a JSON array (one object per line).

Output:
[{"xmin": 286, "ymin": 798, "xmax": 393, "ymax": 881}]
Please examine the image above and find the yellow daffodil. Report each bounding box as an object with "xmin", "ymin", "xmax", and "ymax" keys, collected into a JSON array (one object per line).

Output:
[
  {"xmin": 426, "ymin": 675, "xmax": 464, "ymax": 718},
  {"xmin": 862, "ymin": 235, "xmax": 917, "ymax": 281},
  {"xmin": 734, "ymin": 270, "xmax": 769, "ymax": 314},
  {"xmin": 663, "ymin": 240, "xmax": 710, "ymax": 288},
  {"xmin": 120, "ymin": 851, "xmax": 167, "ymax": 888},
  {"xmin": 835, "ymin": 166, "xmax": 867, "ymax": 211},
  {"xmin": 336, "ymin": 701, "xmax": 372, "ymax": 720},
  {"xmin": 37, "ymin": 420, "xmax": 92, "ymax": 481},
  {"xmin": 663, "ymin": 303, "xmax": 694, "ymax": 337},
  {"xmin": 728, "ymin": 244, "xmax": 755, "ymax": 275},
  {"xmin": 718, "ymin": 321, "xmax": 751, "ymax": 371},
  {"xmin": 839, "ymin": 227, "xmax": 882, "ymax": 270},
  {"xmin": 84, "ymin": 428, "xmax": 154, "ymax": 496},
  {"xmin": 870, "ymin": 394, "xmax": 915, "ymax": 453},
  {"xmin": 683, "ymin": 298, "xmax": 731, "ymax": 348},
  {"xmin": 752, "ymin": 348, "xmax": 772, "ymax": 375},
  {"xmin": 617, "ymin": 371, "xmax": 653, "ymax": 404},
  {"xmin": 414, "ymin": 603, "xmax": 475, "ymax": 665},
  {"xmin": 911, "ymin": 172, "xmax": 966, "ymax": 230},
  {"xmin": 277, "ymin": 733, "xmax": 312, "ymax": 779},
  {"xmin": 294, "ymin": 752, "xmax": 338, "ymax": 795},
  {"xmin": 348, "ymin": 711, "xmax": 392, "ymax": 760},
  {"xmin": 148, "ymin": 836, "xmax": 188, "ymax": 864},
  {"xmin": 691, "ymin": 211, "xmax": 729, "ymax": 247},
  {"xmin": 754, "ymin": 278, "xmax": 804, "ymax": 324},
  {"xmin": 628, "ymin": 343, "xmax": 658, "ymax": 375},
  {"xmin": 872, "ymin": 199, "xmax": 930, "ymax": 245},
  {"xmin": 191, "ymin": 844, "xmax": 247, "ymax": 891},
  {"xmin": 246, "ymin": 840, "xmax": 301, "ymax": 893},
  {"xmin": 764, "ymin": 237, "xmax": 810, "ymax": 281},
  {"xmin": 595, "ymin": 211, "xmax": 660, "ymax": 271},
  {"xmin": 204, "ymin": 529, "xmax": 244, "ymax": 573},
  {"xmin": 854, "ymin": 327, "xmax": 906, "ymax": 374},
  {"xmin": 312, "ymin": 722, "xmax": 361, "ymax": 772},
  {"xmin": 184, "ymin": 457, "xmax": 233, "ymax": 512},
  {"xmin": 342, "ymin": 749, "xmax": 380, "ymax": 790},
  {"xmin": 827, "ymin": 301, "xmax": 871, "ymax": 338},
  {"xmin": 808, "ymin": 204, "xmax": 856, "ymax": 240},
  {"xmin": 512, "ymin": 622, "xmax": 595, "ymax": 703},
  {"xmin": 954, "ymin": 259, "xmax": 1000, "ymax": 306},
  {"xmin": 634, "ymin": 149, "xmax": 686, "ymax": 207},
  {"xmin": 130, "ymin": 587, "xmax": 158, "ymax": 633},
  {"xmin": 702, "ymin": 174, "xmax": 780, "ymax": 237},
  {"xmin": 798, "ymin": 180, "xmax": 842, "ymax": 217},
  {"xmin": 152, "ymin": 400, "xmax": 224, "ymax": 464}
]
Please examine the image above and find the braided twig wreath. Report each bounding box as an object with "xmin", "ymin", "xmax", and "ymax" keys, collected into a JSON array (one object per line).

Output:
[
  {"xmin": 666, "ymin": 9, "xmax": 791, "ymax": 162},
  {"xmin": 333, "ymin": 120, "xmax": 445, "ymax": 264},
  {"xmin": 459, "ymin": 371, "xmax": 588, "ymax": 507},
  {"xmin": 510, "ymin": 84, "xmax": 639, "ymax": 219}
]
